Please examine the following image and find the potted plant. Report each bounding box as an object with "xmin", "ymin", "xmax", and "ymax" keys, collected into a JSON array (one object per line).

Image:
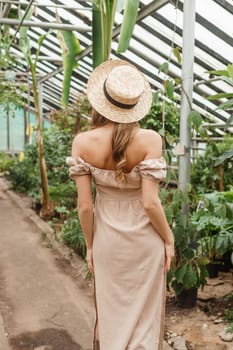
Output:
[
  {"xmin": 167, "ymin": 215, "xmax": 208, "ymax": 307},
  {"xmin": 198, "ymin": 236, "xmax": 219, "ymax": 278},
  {"xmin": 192, "ymin": 190, "xmax": 233, "ymax": 274},
  {"xmin": 161, "ymin": 188, "xmax": 208, "ymax": 307}
]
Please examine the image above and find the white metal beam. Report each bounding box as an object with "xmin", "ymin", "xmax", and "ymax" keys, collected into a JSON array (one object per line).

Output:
[
  {"xmin": 0, "ymin": 18, "xmax": 91, "ymax": 31},
  {"xmin": 178, "ymin": 0, "xmax": 196, "ymax": 191}
]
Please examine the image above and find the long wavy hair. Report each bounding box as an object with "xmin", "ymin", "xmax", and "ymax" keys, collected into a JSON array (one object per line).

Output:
[{"xmin": 91, "ymin": 109, "xmax": 139, "ymax": 183}]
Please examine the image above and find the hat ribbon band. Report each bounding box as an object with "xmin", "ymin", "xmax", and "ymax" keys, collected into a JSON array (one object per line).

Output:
[{"xmin": 103, "ymin": 80, "xmax": 137, "ymax": 109}]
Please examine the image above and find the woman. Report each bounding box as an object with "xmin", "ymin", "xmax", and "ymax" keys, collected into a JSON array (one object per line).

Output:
[{"xmin": 67, "ymin": 59, "xmax": 174, "ymax": 350}]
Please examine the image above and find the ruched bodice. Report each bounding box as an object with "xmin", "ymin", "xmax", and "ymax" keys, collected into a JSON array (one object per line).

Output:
[
  {"xmin": 66, "ymin": 156, "xmax": 166, "ymax": 189},
  {"xmin": 66, "ymin": 156, "xmax": 167, "ymax": 350}
]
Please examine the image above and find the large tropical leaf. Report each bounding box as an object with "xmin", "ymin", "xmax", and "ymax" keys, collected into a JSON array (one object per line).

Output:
[
  {"xmin": 216, "ymin": 98, "xmax": 233, "ymax": 111},
  {"xmin": 92, "ymin": 2, "xmax": 104, "ymax": 68},
  {"xmin": 19, "ymin": 5, "xmax": 33, "ymax": 57},
  {"xmin": 117, "ymin": 0, "xmax": 140, "ymax": 53},
  {"xmin": 175, "ymin": 264, "xmax": 188, "ymax": 284},
  {"xmin": 57, "ymin": 30, "xmax": 82, "ymax": 107},
  {"xmin": 183, "ymin": 264, "xmax": 198, "ymax": 289},
  {"xmin": 92, "ymin": 0, "xmax": 117, "ymax": 67},
  {"xmin": 214, "ymin": 148, "xmax": 233, "ymax": 166}
]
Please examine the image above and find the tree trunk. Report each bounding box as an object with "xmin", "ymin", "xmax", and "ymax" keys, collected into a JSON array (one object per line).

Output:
[
  {"xmin": 217, "ymin": 164, "xmax": 224, "ymax": 192},
  {"xmin": 31, "ymin": 70, "xmax": 54, "ymax": 218}
]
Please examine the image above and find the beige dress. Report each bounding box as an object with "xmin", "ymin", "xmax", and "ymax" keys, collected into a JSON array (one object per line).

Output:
[{"xmin": 67, "ymin": 156, "xmax": 167, "ymax": 350}]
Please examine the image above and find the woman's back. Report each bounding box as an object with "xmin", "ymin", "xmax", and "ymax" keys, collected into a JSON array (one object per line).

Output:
[{"xmin": 72, "ymin": 124, "xmax": 162, "ymax": 172}]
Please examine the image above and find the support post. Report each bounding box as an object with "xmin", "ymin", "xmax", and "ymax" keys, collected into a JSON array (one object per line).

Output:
[
  {"xmin": 6, "ymin": 107, "xmax": 10, "ymax": 151},
  {"xmin": 178, "ymin": 0, "xmax": 196, "ymax": 191}
]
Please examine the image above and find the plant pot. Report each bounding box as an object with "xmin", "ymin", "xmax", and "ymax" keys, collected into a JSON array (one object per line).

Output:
[
  {"xmin": 217, "ymin": 252, "xmax": 233, "ymax": 272},
  {"xmin": 206, "ymin": 262, "xmax": 219, "ymax": 278},
  {"xmin": 176, "ymin": 287, "xmax": 198, "ymax": 308}
]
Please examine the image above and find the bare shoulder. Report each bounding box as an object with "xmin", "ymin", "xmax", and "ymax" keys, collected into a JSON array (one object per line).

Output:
[
  {"xmin": 138, "ymin": 128, "xmax": 162, "ymax": 142},
  {"xmin": 72, "ymin": 131, "xmax": 92, "ymax": 156},
  {"xmin": 135, "ymin": 129, "xmax": 163, "ymax": 158},
  {"xmin": 73, "ymin": 131, "xmax": 88, "ymax": 145}
]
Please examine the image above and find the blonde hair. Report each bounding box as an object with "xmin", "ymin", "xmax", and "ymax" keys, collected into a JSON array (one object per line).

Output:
[{"xmin": 91, "ymin": 109, "xmax": 138, "ymax": 183}]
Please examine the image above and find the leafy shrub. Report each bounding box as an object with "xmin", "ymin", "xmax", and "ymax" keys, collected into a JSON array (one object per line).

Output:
[
  {"xmin": 0, "ymin": 152, "xmax": 14, "ymax": 172},
  {"xmin": 191, "ymin": 139, "xmax": 233, "ymax": 193},
  {"xmin": 161, "ymin": 188, "xmax": 208, "ymax": 296},
  {"xmin": 7, "ymin": 125, "xmax": 76, "ymax": 206},
  {"xmin": 49, "ymin": 182, "xmax": 76, "ymax": 209},
  {"xmin": 140, "ymin": 93, "xmax": 180, "ymax": 150},
  {"xmin": 62, "ymin": 211, "xmax": 86, "ymax": 259},
  {"xmin": 7, "ymin": 143, "xmax": 40, "ymax": 193},
  {"xmin": 192, "ymin": 190, "xmax": 233, "ymax": 258}
]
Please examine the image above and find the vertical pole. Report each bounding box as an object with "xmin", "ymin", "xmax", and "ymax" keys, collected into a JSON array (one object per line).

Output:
[
  {"xmin": 7, "ymin": 107, "xmax": 10, "ymax": 151},
  {"xmin": 24, "ymin": 107, "xmax": 28, "ymax": 144},
  {"xmin": 178, "ymin": 0, "xmax": 196, "ymax": 191}
]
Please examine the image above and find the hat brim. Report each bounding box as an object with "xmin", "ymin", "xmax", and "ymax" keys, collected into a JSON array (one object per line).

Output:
[{"xmin": 87, "ymin": 60, "xmax": 152, "ymax": 123}]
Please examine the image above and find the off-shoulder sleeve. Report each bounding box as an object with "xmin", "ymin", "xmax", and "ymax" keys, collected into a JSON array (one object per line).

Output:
[
  {"xmin": 139, "ymin": 157, "xmax": 167, "ymax": 182},
  {"xmin": 66, "ymin": 156, "xmax": 91, "ymax": 179}
]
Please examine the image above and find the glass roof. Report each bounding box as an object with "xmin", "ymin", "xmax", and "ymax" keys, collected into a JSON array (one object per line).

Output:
[{"xmin": 0, "ymin": 0, "xmax": 232, "ymax": 135}]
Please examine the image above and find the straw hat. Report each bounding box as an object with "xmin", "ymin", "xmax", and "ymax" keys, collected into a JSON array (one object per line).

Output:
[{"xmin": 87, "ymin": 59, "xmax": 152, "ymax": 123}]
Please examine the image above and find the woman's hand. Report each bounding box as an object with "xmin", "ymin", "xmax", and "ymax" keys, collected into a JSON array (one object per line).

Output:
[
  {"xmin": 86, "ymin": 248, "xmax": 94, "ymax": 274},
  {"xmin": 164, "ymin": 240, "xmax": 175, "ymax": 273}
]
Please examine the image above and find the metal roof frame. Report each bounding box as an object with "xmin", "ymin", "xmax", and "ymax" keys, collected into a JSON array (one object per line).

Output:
[{"xmin": 0, "ymin": 0, "xmax": 232, "ymax": 137}]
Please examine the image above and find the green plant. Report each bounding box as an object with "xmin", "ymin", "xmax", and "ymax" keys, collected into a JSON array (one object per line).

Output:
[
  {"xmin": 117, "ymin": 0, "xmax": 140, "ymax": 53},
  {"xmin": 161, "ymin": 188, "xmax": 208, "ymax": 296},
  {"xmin": 57, "ymin": 27, "xmax": 82, "ymax": 107},
  {"xmin": 0, "ymin": 29, "xmax": 26, "ymax": 109},
  {"xmin": 6, "ymin": 125, "xmax": 76, "ymax": 211},
  {"xmin": 0, "ymin": 152, "xmax": 14, "ymax": 172},
  {"xmin": 7, "ymin": 143, "xmax": 40, "ymax": 193},
  {"xmin": 224, "ymin": 293, "xmax": 233, "ymax": 334},
  {"xmin": 198, "ymin": 236, "xmax": 217, "ymax": 262},
  {"xmin": 192, "ymin": 190, "xmax": 233, "ymax": 259},
  {"xmin": 92, "ymin": 0, "xmax": 140, "ymax": 67},
  {"xmin": 62, "ymin": 211, "xmax": 86, "ymax": 259},
  {"xmin": 191, "ymin": 138, "xmax": 233, "ymax": 193},
  {"xmin": 169, "ymin": 217, "xmax": 208, "ymax": 295},
  {"xmin": 19, "ymin": 19, "xmax": 53, "ymax": 217},
  {"xmin": 225, "ymin": 309, "xmax": 233, "ymax": 334},
  {"xmin": 140, "ymin": 92, "xmax": 180, "ymax": 150},
  {"xmin": 207, "ymin": 64, "xmax": 233, "ymax": 113},
  {"xmin": 49, "ymin": 94, "xmax": 90, "ymax": 134}
]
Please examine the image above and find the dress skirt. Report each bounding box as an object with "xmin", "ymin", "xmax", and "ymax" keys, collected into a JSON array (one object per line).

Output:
[{"xmin": 93, "ymin": 186, "xmax": 165, "ymax": 350}]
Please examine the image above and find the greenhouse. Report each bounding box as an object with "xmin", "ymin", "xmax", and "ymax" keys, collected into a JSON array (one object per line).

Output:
[{"xmin": 0, "ymin": 0, "xmax": 233, "ymax": 349}]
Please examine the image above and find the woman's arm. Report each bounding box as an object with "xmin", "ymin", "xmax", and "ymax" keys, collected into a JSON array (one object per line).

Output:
[
  {"xmin": 140, "ymin": 130, "xmax": 174, "ymax": 272},
  {"xmin": 72, "ymin": 136, "xmax": 94, "ymax": 272},
  {"xmin": 74, "ymin": 175, "xmax": 94, "ymax": 250},
  {"xmin": 141, "ymin": 180, "xmax": 173, "ymax": 244},
  {"xmin": 141, "ymin": 179, "xmax": 174, "ymax": 272}
]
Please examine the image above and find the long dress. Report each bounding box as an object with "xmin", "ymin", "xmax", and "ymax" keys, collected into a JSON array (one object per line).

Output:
[{"xmin": 66, "ymin": 156, "xmax": 167, "ymax": 350}]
